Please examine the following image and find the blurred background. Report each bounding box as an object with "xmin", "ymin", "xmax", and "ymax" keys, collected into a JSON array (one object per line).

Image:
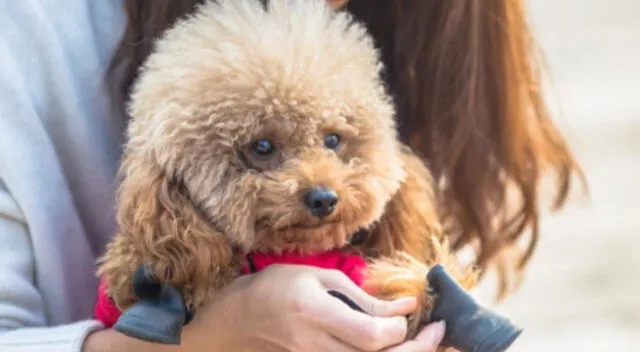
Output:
[{"xmin": 479, "ymin": 0, "xmax": 640, "ymax": 350}]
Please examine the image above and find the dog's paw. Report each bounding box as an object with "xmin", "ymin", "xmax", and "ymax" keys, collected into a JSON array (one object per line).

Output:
[
  {"xmin": 363, "ymin": 245, "xmax": 480, "ymax": 339},
  {"xmin": 363, "ymin": 252, "xmax": 434, "ymax": 338}
]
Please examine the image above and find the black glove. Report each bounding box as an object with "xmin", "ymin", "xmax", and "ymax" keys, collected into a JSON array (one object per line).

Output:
[
  {"xmin": 113, "ymin": 265, "xmax": 193, "ymax": 345},
  {"xmin": 427, "ymin": 264, "xmax": 523, "ymax": 352}
]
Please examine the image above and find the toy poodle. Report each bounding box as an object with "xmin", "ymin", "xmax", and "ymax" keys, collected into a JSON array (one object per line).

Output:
[{"xmin": 95, "ymin": 1, "xmax": 521, "ymax": 350}]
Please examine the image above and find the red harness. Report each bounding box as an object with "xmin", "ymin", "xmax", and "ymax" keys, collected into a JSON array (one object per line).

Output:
[{"xmin": 94, "ymin": 250, "xmax": 367, "ymax": 327}]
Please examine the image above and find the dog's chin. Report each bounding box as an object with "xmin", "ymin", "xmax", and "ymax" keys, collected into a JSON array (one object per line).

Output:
[{"xmin": 253, "ymin": 221, "xmax": 369, "ymax": 254}]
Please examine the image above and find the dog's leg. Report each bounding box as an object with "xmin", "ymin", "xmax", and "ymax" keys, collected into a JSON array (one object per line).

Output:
[
  {"xmin": 365, "ymin": 248, "xmax": 522, "ymax": 352},
  {"xmin": 363, "ymin": 238, "xmax": 478, "ymax": 339},
  {"xmin": 365, "ymin": 148, "xmax": 522, "ymax": 351},
  {"xmin": 111, "ymin": 264, "xmax": 194, "ymax": 345},
  {"xmin": 364, "ymin": 146, "xmax": 476, "ymax": 336},
  {"xmin": 96, "ymin": 161, "xmax": 242, "ymax": 345},
  {"xmin": 98, "ymin": 220, "xmax": 243, "ymax": 345}
]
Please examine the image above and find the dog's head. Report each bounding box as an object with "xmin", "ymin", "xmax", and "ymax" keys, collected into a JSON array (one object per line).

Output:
[{"xmin": 122, "ymin": 0, "xmax": 405, "ymax": 254}]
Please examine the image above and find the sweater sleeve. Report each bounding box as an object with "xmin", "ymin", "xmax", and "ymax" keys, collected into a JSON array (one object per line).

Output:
[{"xmin": 0, "ymin": 181, "xmax": 104, "ymax": 352}]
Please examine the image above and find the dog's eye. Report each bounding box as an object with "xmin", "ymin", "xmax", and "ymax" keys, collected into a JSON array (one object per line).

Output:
[
  {"xmin": 324, "ymin": 133, "xmax": 341, "ymax": 150},
  {"xmin": 250, "ymin": 139, "xmax": 276, "ymax": 157}
]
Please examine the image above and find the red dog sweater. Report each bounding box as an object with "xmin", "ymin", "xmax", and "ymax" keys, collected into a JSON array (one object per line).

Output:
[{"xmin": 94, "ymin": 250, "xmax": 368, "ymax": 327}]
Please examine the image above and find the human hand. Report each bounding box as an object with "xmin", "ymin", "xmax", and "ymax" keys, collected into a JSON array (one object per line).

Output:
[
  {"xmin": 183, "ymin": 264, "xmax": 435, "ymax": 351},
  {"xmin": 83, "ymin": 264, "xmax": 444, "ymax": 352},
  {"xmin": 383, "ymin": 321, "xmax": 446, "ymax": 352}
]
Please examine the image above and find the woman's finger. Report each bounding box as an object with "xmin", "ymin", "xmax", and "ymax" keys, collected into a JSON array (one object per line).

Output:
[
  {"xmin": 313, "ymin": 335, "xmax": 362, "ymax": 352},
  {"xmin": 307, "ymin": 288, "xmax": 409, "ymax": 351},
  {"xmin": 312, "ymin": 267, "xmax": 418, "ymax": 317},
  {"xmin": 384, "ymin": 321, "xmax": 446, "ymax": 352}
]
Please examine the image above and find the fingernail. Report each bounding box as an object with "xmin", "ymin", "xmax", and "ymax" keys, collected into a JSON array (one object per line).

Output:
[
  {"xmin": 433, "ymin": 320, "xmax": 446, "ymax": 341},
  {"xmin": 395, "ymin": 296, "xmax": 417, "ymax": 304},
  {"xmin": 392, "ymin": 296, "xmax": 417, "ymax": 309}
]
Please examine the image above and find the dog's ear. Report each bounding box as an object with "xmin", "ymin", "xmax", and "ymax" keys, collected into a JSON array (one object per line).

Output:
[
  {"xmin": 367, "ymin": 148, "xmax": 444, "ymax": 263},
  {"xmin": 98, "ymin": 155, "xmax": 238, "ymax": 309}
]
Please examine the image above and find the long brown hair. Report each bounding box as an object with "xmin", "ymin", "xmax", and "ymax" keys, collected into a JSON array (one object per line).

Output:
[{"xmin": 107, "ymin": 0, "xmax": 585, "ymax": 299}]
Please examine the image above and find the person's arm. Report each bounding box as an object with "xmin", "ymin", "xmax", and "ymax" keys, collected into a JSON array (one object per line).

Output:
[
  {"xmin": 0, "ymin": 181, "xmax": 184, "ymax": 352},
  {"xmin": 0, "ymin": 181, "xmax": 105, "ymax": 352}
]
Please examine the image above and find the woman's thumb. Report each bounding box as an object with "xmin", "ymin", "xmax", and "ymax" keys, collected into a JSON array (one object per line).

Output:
[{"xmin": 315, "ymin": 267, "xmax": 418, "ymax": 317}]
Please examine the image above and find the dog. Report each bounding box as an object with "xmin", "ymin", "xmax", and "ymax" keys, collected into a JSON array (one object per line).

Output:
[{"xmin": 96, "ymin": 0, "xmax": 485, "ymax": 347}]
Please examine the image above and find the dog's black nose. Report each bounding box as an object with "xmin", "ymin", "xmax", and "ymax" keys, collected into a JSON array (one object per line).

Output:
[{"xmin": 304, "ymin": 188, "xmax": 338, "ymax": 218}]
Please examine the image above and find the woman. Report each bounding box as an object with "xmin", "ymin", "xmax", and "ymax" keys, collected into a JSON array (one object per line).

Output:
[{"xmin": 0, "ymin": 0, "xmax": 583, "ymax": 351}]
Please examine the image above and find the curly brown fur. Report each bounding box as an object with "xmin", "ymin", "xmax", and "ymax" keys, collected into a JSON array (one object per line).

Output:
[
  {"xmin": 98, "ymin": 0, "xmax": 478, "ymax": 341},
  {"xmin": 360, "ymin": 149, "xmax": 479, "ymax": 338},
  {"xmin": 96, "ymin": 158, "xmax": 243, "ymax": 310}
]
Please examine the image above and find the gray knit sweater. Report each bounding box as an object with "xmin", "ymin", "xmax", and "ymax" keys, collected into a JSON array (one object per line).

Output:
[{"xmin": 0, "ymin": 1, "xmax": 126, "ymax": 351}]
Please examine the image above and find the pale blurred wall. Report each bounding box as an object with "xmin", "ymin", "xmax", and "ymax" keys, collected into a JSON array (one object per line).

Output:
[{"xmin": 485, "ymin": 1, "xmax": 640, "ymax": 351}]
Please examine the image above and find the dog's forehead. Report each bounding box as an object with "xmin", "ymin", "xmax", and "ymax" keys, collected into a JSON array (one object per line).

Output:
[
  {"xmin": 242, "ymin": 80, "xmax": 360, "ymax": 122},
  {"xmin": 224, "ymin": 74, "xmax": 388, "ymax": 138},
  {"xmin": 128, "ymin": 0, "xmax": 395, "ymax": 149},
  {"xmin": 195, "ymin": 88, "xmax": 360, "ymax": 149}
]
